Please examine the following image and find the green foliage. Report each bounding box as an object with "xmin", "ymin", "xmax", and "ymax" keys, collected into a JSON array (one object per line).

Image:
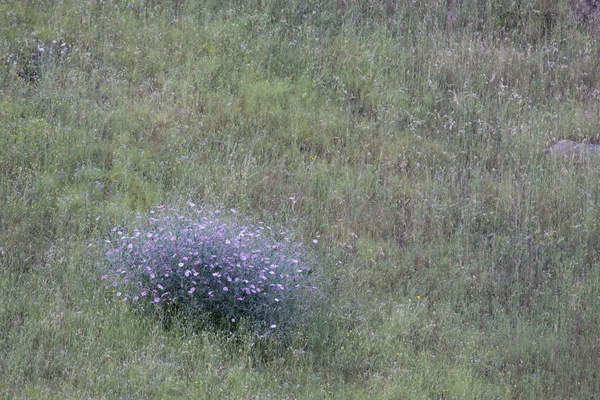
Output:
[{"xmin": 2, "ymin": 0, "xmax": 600, "ymax": 397}]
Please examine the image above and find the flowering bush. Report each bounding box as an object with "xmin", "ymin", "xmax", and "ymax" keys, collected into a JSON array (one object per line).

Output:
[{"xmin": 103, "ymin": 203, "xmax": 318, "ymax": 335}]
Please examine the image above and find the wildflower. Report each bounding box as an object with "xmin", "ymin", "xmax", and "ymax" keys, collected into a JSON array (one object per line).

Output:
[{"xmin": 104, "ymin": 205, "xmax": 318, "ymax": 335}]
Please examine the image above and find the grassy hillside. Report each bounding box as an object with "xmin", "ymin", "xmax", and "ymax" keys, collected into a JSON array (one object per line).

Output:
[{"xmin": 2, "ymin": 0, "xmax": 600, "ymax": 398}]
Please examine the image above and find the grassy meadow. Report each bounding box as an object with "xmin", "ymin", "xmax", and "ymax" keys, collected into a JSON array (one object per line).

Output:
[{"xmin": 2, "ymin": 0, "xmax": 600, "ymax": 398}]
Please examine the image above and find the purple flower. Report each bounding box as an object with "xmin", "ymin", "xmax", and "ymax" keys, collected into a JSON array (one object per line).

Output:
[{"xmin": 104, "ymin": 205, "xmax": 315, "ymax": 334}]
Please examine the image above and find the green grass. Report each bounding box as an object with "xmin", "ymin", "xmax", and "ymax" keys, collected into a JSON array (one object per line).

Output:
[{"xmin": 2, "ymin": 0, "xmax": 600, "ymax": 398}]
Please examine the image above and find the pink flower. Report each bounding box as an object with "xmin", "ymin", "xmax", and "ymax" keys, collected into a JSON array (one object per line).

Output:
[
  {"xmin": 154, "ymin": 297, "xmax": 160, "ymax": 303},
  {"xmin": 223, "ymin": 286, "xmax": 229, "ymax": 291},
  {"xmin": 188, "ymin": 287, "xmax": 196, "ymax": 294}
]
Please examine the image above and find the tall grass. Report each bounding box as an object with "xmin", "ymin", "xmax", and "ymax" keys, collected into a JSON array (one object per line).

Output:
[{"xmin": 2, "ymin": 0, "xmax": 600, "ymax": 397}]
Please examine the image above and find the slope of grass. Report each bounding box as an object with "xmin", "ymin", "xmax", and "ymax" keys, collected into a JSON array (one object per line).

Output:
[{"xmin": 2, "ymin": 0, "xmax": 600, "ymax": 398}]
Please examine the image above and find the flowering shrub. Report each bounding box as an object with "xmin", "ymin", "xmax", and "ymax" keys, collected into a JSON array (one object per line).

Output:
[{"xmin": 103, "ymin": 203, "xmax": 318, "ymax": 335}]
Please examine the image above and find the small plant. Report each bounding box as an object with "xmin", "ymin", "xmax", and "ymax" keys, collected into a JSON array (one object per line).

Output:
[{"xmin": 103, "ymin": 203, "xmax": 319, "ymax": 336}]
